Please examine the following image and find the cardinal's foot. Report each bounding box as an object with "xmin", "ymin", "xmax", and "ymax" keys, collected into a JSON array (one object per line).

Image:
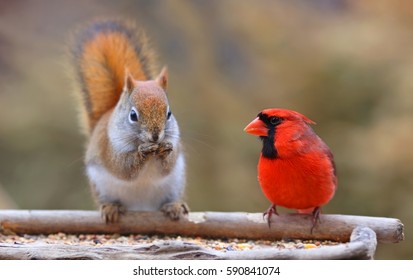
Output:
[
  {"xmin": 310, "ymin": 206, "xmax": 321, "ymax": 234},
  {"xmin": 263, "ymin": 204, "xmax": 279, "ymax": 228}
]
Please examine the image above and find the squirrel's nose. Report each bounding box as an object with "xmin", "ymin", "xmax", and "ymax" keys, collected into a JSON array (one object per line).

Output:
[{"xmin": 152, "ymin": 133, "xmax": 159, "ymax": 142}]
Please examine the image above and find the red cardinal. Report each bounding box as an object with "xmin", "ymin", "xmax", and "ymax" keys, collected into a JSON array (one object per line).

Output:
[{"xmin": 244, "ymin": 108, "xmax": 337, "ymax": 230}]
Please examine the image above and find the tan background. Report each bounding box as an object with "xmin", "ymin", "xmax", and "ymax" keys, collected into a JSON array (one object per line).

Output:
[{"xmin": 0, "ymin": 0, "xmax": 412, "ymax": 259}]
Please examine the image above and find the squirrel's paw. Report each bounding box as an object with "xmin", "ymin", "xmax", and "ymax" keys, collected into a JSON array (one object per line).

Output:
[
  {"xmin": 138, "ymin": 143, "xmax": 159, "ymax": 155},
  {"xmin": 100, "ymin": 202, "xmax": 125, "ymax": 223},
  {"xmin": 156, "ymin": 141, "xmax": 173, "ymax": 158},
  {"xmin": 160, "ymin": 202, "xmax": 189, "ymax": 220}
]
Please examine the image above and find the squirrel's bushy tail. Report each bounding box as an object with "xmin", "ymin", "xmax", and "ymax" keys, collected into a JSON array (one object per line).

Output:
[{"xmin": 71, "ymin": 20, "xmax": 157, "ymax": 133}]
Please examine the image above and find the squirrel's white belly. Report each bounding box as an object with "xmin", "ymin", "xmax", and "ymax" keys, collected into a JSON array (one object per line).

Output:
[{"xmin": 87, "ymin": 154, "xmax": 185, "ymax": 211}]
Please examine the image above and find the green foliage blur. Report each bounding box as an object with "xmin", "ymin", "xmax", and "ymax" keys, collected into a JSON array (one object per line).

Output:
[{"xmin": 0, "ymin": 0, "xmax": 411, "ymax": 259}]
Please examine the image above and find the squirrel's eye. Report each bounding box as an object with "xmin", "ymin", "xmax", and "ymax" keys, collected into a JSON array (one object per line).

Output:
[
  {"xmin": 167, "ymin": 110, "xmax": 172, "ymax": 120},
  {"xmin": 129, "ymin": 108, "xmax": 139, "ymax": 123},
  {"xmin": 269, "ymin": 116, "xmax": 282, "ymax": 125}
]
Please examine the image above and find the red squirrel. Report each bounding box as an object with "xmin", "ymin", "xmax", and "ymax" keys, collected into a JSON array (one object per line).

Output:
[{"xmin": 70, "ymin": 20, "xmax": 188, "ymax": 223}]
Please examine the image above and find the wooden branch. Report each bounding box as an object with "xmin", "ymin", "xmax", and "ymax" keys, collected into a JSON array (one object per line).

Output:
[
  {"xmin": 0, "ymin": 226, "xmax": 377, "ymax": 260},
  {"xmin": 0, "ymin": 210, "xmax": 404, "ymax": 243}
]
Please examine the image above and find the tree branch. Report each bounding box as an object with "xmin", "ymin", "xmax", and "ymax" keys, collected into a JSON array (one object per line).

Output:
[{"xmin": 0, "ymin": 210, "xmax": 404, "ymax": 243}]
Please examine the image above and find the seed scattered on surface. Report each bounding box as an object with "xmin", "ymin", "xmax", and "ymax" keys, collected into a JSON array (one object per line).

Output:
[{"xmin": 0, "ymin": 233, "xmax": 340, "ymax": 251}]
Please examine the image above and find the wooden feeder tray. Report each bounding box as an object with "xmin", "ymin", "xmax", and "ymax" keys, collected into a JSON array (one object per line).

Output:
[{"xmin": 0, "ymin": 210, "xmax": 404, "ymax": 260}]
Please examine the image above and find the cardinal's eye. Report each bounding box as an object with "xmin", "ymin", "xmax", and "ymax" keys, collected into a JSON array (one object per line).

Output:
[
  {"xmin": 269, "ymin": 116, "xmax": 282, "ymax": 125},
  {"xmin": 129, "ymin": 107, "xmax": 139, "ymax": 123}
]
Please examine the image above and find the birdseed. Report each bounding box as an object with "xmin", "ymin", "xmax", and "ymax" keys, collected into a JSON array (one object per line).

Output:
[{"xmin": 0, "ymin": 233, "xmax": 340, "ymax": 251}]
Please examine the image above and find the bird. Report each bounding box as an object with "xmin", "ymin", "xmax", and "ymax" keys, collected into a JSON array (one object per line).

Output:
[{"xmin": 244, "ymin": 108, "xmax": 337, "ymax": 232}]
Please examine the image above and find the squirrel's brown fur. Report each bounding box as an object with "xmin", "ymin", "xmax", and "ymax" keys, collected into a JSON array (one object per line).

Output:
[
  {"xmin": 71, "ymin": 20, "xmax": 157, "ymax": 133},
  {"xmin": 69, "ymin": 20, "xmax": 187, "ymax": 223}
]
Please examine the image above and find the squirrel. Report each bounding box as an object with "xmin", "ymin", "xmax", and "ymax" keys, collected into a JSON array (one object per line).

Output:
[{"xmin": 70, "ymin": 20, "xmax": 188, "ymax": 223}]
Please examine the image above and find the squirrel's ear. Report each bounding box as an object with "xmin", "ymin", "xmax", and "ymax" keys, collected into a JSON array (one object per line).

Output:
[
  {"xmin": 156, "ymin": 66, "xmax": 168, "ymax": 90},
  {"xmin": 124, "ymin": 68, "xmax": 136, "ymax": 93}
]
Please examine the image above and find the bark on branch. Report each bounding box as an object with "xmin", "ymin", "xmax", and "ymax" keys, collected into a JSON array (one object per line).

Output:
[{"xmin": 0, "ymin": 210, "xmax": 404, "ymax": 243}]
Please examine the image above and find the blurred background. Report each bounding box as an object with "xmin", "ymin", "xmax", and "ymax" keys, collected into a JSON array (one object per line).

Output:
[{"xmin": 0, "ymin": 0, "xmax": 411, "ymax": 259}]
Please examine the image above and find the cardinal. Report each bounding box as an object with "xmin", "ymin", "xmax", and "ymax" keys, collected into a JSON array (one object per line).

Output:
[{"xmin": 244, "ymin": 108, "xmax": 337, "ymax": 231}]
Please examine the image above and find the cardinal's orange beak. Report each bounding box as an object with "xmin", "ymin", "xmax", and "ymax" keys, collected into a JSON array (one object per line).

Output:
[{"xmin": 244, "ymin": 117, "xmax": 268, "ymax": 136}]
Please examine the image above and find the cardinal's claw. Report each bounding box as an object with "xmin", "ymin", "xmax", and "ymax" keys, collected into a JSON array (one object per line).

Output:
[
  {"xmin": 310, "ymin": 206, "xmax": 321, "ymax": 234},
  {"xmin": 263, "ymin": 204, "xmax": 279, "ymax": 228}
]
